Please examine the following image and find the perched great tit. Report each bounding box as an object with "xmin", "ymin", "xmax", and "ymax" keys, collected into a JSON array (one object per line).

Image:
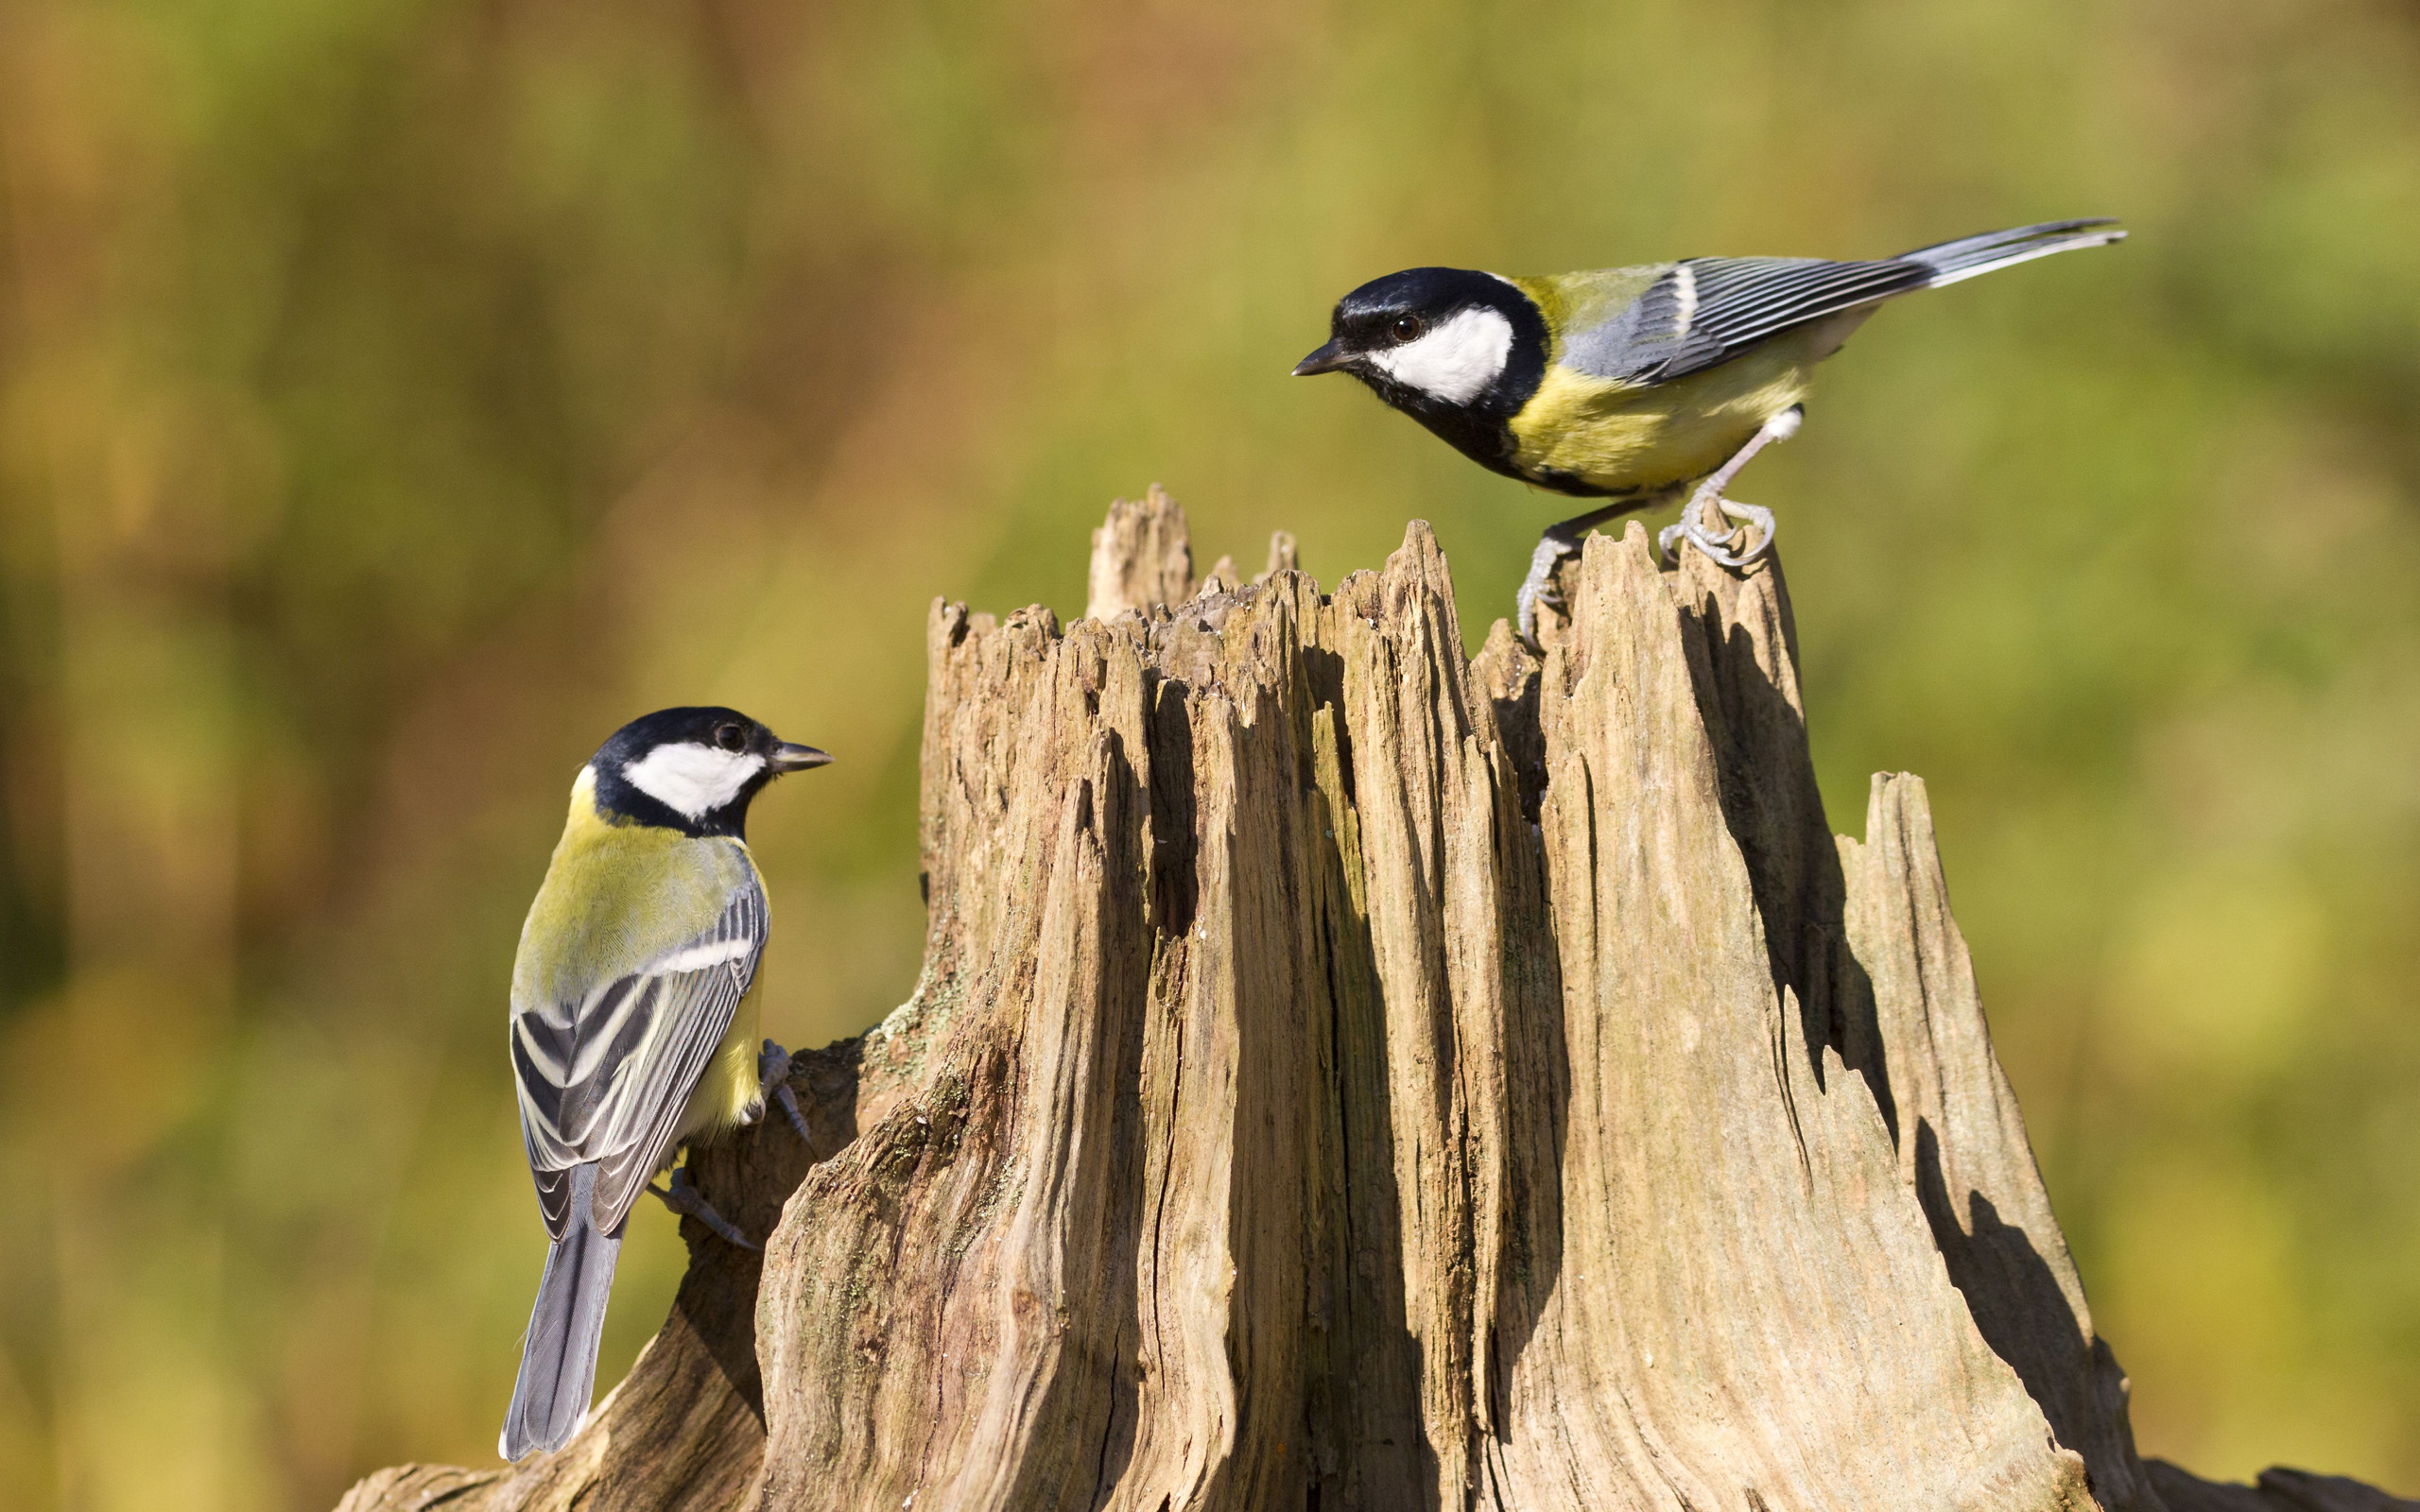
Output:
[
  {"xmin": 1294, "ymin": 219, "xmax": 2125, "ymax": 643},
  {"xmin": 499, "ymin": 707, "xmax": 830, "ymax": 1461}
]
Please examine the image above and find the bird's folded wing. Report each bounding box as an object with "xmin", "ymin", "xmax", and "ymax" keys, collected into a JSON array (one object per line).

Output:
[
  {"xmin": 510, "ymin": 879, "xmax": 768, "ymax": 1239},
  {"xmin": 1565, "ymin": 255, "xmax": 1929, "ymax": 386}
]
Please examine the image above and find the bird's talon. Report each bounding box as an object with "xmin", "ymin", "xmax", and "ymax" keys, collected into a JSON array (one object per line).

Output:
[
  {"xmin": 1660, "ymin": 490, "xmax": 1777, "ymax": 572},
  {"xmin": 1516, "ymin": 581, "xmax": 1565, "ymax": 653},
  {"xmin": 757, "ymin": 1039, "xmax": 814, "ymax": 1145},
  {"xmin": 775, "ymin": 1084, "xmax": 814, "ymax": 1144},
  {"xmin": 1516, "ymin": 523, "xmax": 1599, "ymax": 649},
  {"xmin": 1718, "ymin": 501, "xmax": 1775, "ymax": 564},
  {"xmin": 1682, "ymin": 516, "xmax": 1748, "ymax": 569},
  {"xmin": 757, "ymin": 1038, "xmax": 790, "ymax": 1094},
  {"xmin": 1657, "ymin": 521, "xmax": 1686, "ymax": 565},
  {"xmin": 648, "ymin": 1167, "xmax": 760, "ymax": 1250}
]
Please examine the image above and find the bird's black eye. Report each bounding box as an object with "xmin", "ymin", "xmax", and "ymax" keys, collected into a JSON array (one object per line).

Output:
[
  {"xmin": 714, "ymin": 723, "xmax": 747, "ymax": 752},
  {"xmin": 1390, "ymin": 315, "xmax": 1423, "ymax": 342}
]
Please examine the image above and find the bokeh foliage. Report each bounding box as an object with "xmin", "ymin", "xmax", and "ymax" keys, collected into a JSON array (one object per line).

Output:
[{"xmin": 3, "ymin": 0, "xmax": 2417, "ymax": 1504}]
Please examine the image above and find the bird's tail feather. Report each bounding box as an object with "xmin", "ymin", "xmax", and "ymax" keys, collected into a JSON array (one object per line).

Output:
[
  {"xmin": 499, "ymin": 1163, "xmax": 623, "ymax": 1462},
  {"xmin": 1899, "ymin": 218, "xmax": 2126, "ymax": 288}
]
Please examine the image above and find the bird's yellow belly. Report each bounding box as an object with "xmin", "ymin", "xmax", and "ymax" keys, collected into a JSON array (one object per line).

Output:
[
  {"xmin": 1512, "ymin": 361, "xmax": 1809, "ymax": 496},
  {"xmin": 675, "ymin": 985, "xmax": 764, "ymax": 1143},
  {"xmin": 1508, "ymin": 321, "xmax": 1847, "ymax": 497}
]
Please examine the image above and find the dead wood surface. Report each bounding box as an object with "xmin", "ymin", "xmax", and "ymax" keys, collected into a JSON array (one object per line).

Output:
[{"xmin": 337, "ymin": 490, "xmax": 2417, "ymax": 1512}]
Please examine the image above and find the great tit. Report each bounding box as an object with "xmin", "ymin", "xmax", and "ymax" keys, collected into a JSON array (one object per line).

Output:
[
  {"xmin": 499, "ymin": 706, "xmax": 830, "ymax": 1461},
  {"xmin": 1294, "ymin": 219, "xmax": 2125, "ymax": 643}
]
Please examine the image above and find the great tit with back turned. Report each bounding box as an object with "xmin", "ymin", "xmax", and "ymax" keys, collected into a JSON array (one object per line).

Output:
[
  {"xmin": 499, "ymin": 706, "xmax": 829, "ymax": 1461},
  {"xmin": 1294, "ymin": 218, "xmax": 2125, "ymax": 644}
]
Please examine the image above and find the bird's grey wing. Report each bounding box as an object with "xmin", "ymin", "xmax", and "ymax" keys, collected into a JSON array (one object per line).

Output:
[
  {"xmin": 510, "ymin": 878, "xmax": 768, "ymax": 1238},
  {"xmin": 1563, "ymin": 255, "xmax": 1930, "ymax": 385}
]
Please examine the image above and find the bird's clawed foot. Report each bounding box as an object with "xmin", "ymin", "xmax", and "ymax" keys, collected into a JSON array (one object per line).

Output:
[
  {"xmin": 754, "ymin": 1039, "xmax": 815, "ymax": 1145},
  {"xmin": 1516, "ymin": 531, "xmax": 1583, "ymax": 651},
  {"xmin": 648, "ymin": 1165, "xmax": 759, "ymax": 1250},
  {"xmin": 1518, "ymin": 499, "xmax": 1651, "ymax": 650},
  {"xmin": 1658, "ymin": 495, "xmax": 1775, "ymax": 569}
]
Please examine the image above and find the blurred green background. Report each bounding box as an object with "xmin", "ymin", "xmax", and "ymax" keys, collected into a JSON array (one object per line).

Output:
[{"xmin": 3, "ymin": 0, "xmax": 2417, "ymax": 1504}]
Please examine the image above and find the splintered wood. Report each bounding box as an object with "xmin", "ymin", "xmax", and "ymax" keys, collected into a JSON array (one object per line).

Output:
[{"xmin": 337, "ymin": 498, "xmax": 2420, "ymax": 1512}]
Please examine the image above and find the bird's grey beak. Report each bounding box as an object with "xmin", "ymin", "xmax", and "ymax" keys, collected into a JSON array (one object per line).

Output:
[
  {"xmin": 768, "ymin": 742, "xmax": 832, "ymax": 773},
  {"xmin": 1292, "ymin": 340, "xmax": 1353, "ymax": 377}
]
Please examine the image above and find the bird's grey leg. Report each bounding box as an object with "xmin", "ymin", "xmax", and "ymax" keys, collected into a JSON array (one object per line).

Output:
[
  {"xmin": 756, "ymin": 1039, "xmax": 815, "ymax": 1145},
  {"xmin": 648, "ymin": 1165, "xmax": 760, "ymax": 1250},
  {"xmin": 1659, "ymin": 404, "xmax": 1803, "ymax": 569},
  {"xmin": 1519, "ymin": 500, "xmax": 1636, "ymax": 649}
]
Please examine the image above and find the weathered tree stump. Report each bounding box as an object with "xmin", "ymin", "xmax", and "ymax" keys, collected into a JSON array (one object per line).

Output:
[{"xmin": 338, "ymin": 493, "xmax": 2417, "ymax": 1512}]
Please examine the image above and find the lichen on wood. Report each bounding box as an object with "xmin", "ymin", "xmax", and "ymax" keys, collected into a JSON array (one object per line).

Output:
[{"xmin": 337, "ymin": 491, "xmax": 2418, "ymax": 1512}]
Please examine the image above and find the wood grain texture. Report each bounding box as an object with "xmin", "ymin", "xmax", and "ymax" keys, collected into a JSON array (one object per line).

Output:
[{"xmin": 337, "ymin": 496, "xmax": 2416, "ymax": 1512}]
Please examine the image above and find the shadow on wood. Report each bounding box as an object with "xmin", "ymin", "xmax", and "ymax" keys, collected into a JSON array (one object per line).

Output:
[{"xmin": 337, "ymin": 490, "xmax": 2417, "ymax": 1512}]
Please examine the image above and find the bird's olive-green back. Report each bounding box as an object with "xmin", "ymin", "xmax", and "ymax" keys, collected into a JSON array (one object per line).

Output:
[
  {"xmin": 1506, "ymin": 266, "xmax": 1671, "ymax": 369},
  {"xmin": 512, "ymin": 769, "xmax": 763, "ymax": 1013}
]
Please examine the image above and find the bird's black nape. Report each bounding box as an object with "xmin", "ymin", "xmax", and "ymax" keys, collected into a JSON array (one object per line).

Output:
[
  {"xmin": 1299, "ymin": 266, "xmax": 1548, "ymax": 478},
  {"xmin": 586, "ymin": 705, "xmax": 828, "ymax": 839}
]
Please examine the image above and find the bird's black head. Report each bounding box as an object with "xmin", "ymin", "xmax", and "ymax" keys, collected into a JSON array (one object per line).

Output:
[
  {"xmin": 587, "ymin": 706, "xmax": 831, "ymax": 839},
  {"xmin": 1293, "ymin": 266, "xmax": 1548, "ymax": 475}
]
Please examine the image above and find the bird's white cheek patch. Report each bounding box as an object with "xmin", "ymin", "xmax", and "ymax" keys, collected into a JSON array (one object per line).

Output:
[
  {"xmin": 1370, "ymin": 306, "xmax": 1513, "ymax": 404},
  {"xmin": 620, "ymin": 743, "xmax": 766, "ymax": 819}
]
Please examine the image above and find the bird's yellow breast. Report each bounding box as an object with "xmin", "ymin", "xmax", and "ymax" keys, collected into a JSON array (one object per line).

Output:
[
  {"xmin": 1509, "ymin": 347, "xmax": 1809, "ymax": 497},
  {"xmin": 679, "ymin": 985, "xmax": 766, "ymax": 1143},
  {"xmin": 1505, "ymin": 306, "xmax": 1868, "ymax": 498}
]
